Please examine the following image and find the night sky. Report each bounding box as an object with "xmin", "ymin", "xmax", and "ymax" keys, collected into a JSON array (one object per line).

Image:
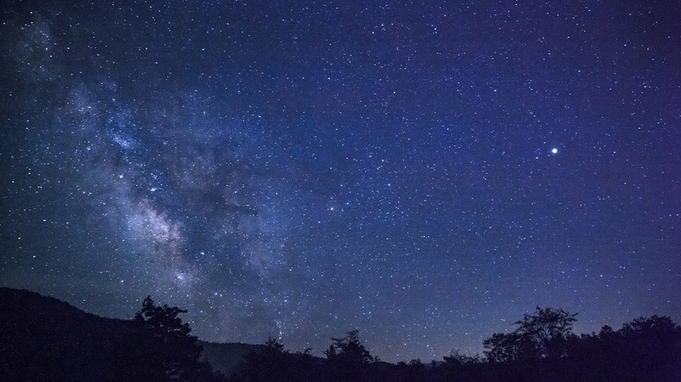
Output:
[{"xmin": 1, "ymin": 0, "xmax": 680, "ymax": 363}]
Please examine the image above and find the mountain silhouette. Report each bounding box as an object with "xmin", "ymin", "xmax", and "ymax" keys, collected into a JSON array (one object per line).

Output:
[{"xmin": 0, "ymin": 287, "xmax": 242, "ymax": 381}]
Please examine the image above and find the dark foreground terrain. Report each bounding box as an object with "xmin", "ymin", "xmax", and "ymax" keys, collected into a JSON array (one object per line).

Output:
[{"xmin": 1, "ymin": 287, "xmax": 679, "ymax": 381}]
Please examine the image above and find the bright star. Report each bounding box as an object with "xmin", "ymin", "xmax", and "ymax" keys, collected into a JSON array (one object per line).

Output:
[{"xmin": 551, "ymin": 148, "xmax": 558, "ymax": 154}]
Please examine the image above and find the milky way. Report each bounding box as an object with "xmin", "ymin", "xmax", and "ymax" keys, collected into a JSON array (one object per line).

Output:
[{"xmin": 1, "ymin": 0, "xmax": 680, "ymax": 362}]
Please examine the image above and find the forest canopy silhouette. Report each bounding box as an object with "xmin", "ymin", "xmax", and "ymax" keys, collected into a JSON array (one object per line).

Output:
[{"xmin": 0, "ymin": 287, "xmax": 679, "ymax": 382}]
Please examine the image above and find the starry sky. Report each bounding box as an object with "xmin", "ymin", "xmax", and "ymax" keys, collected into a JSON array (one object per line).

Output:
[{"xmin": 1, "ymin": 0, "xmax": 680, "ymax": 363}]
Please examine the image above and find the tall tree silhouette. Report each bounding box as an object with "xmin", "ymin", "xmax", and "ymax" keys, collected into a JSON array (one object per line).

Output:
[
  {"xmin": 115, "ymin": 296, "xmax": 220, "ymax": 381},
  {"xmin": 483, "ymin": 307, "xmax": 577, "ymax": 362}
]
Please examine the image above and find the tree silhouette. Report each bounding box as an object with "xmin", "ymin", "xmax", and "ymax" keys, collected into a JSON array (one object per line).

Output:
[
  {"xmin": 483, "ymin": 307, "xmax": 577, "ymax": 362},
  {"xmin": 232, "ymin": 336, "xmax": 321, "ymax": 382},
  {"xmin": 5, "ymin": 287, "xmax": 680, "ymax": 382},
  {"xmin": 617, "ymin": 315, "xmax": 681, "ymax": 382},
  {"xmin": 562, "ymin": 315, "xmax": 681, "ymax": 382},
  {"xmin": 233, "ymin": 336, "xmax": 288, "ymax": 382},
  {"xmin": 325, "ymin": 329, "xmax": 376, "ymax": 365},
  {"xmin": 324, "ymin": 330, "xmax": 376, "ymax": 382},
  {"xmin": 115, "ymin": 296, "xmax": 222, "ymax": 382},
  {"xmin": 438, "ymin": 349, "xmax": 484, "ymax": 382}
]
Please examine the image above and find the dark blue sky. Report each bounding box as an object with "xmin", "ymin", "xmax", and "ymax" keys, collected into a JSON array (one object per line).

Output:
[{"xmin": 1, "ymin": 0, "xmax": 680, "ymax": 362}]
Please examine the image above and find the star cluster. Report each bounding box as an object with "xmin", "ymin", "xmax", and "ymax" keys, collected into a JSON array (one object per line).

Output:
[{"xmin": 1, "ymin": 0, "xmax": 680, "ymax": 362}]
